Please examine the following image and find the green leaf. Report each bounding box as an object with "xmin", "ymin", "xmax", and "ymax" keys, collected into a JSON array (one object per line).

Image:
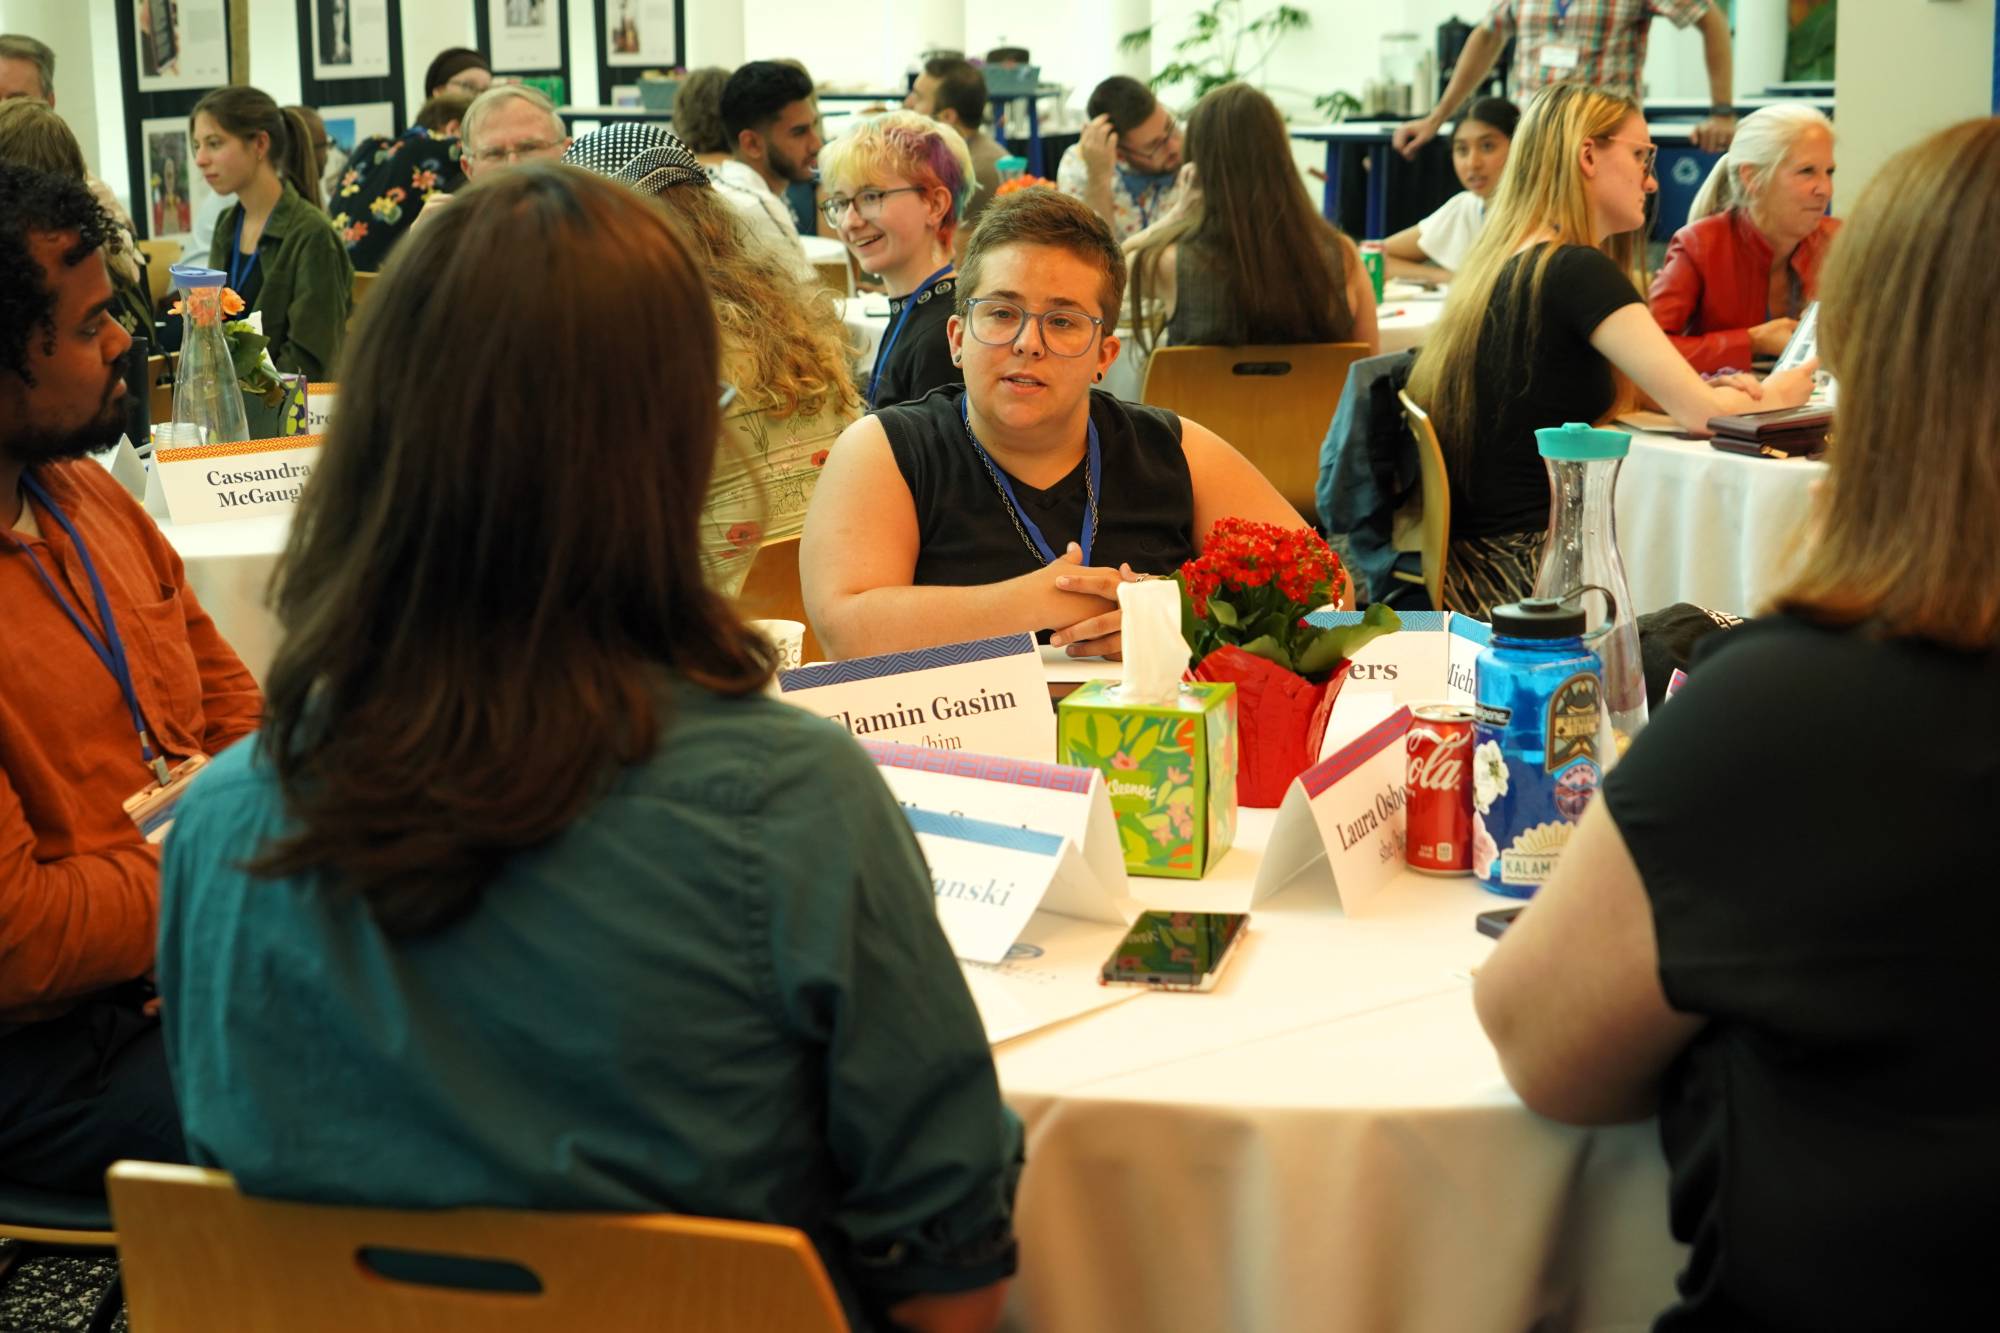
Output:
[
  {"xmin": 1117, "ymin": 25, "xmax": 1156, "ymax": 50},
  {"xmin": 1120, "ymin": 825, "xmax": 1150, "ymax": 861},
  {"xmin": 1209, "ymin": 598, "xmax": 1240, "ymax": 628},
  {"xmin": 1294, "ymin": 603, "xmax": 1403, "ymax": 678},
  {"xmin": 1166, "ymin": 786, "xmax": 1195, "ymax": 807},
  {"xmin": 1236, "ymin": 633, "xmax": 1295, "ymax": 673},
  {"xmin": 1091, "ymin": 713, "xmax": 1120, "ymax": 758},
  {"xmin": 1138, "ymin": 812, "xmax": 1172, "ymax": 831},
  {"xmin": 1129, "ymin": 724, "xmax": 1160, "ymax": 763}
]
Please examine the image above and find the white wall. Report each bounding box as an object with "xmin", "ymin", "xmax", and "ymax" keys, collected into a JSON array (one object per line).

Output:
[
  {"xmin": 403, "ymin": 0, "xmax": 476, "ymax": 111},
  {"xmin": 0, "ymin": 0, "xmax": 110, "ymax": 181},
  {"xmin": 1835, "ymin": 0, "xmax": 1995, "ymax": 200}
]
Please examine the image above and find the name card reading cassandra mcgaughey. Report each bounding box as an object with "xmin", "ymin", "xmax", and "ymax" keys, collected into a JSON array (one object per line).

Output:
[
  {"xmin": 155, "ymin": 434, "xmax": 323, "ymax": 526},
  {"xmin": 779, "ymin": 633, "xmax": 1056, "ymax": 762}
]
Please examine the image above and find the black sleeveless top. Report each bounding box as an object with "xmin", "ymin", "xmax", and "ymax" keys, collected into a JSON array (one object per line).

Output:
[
  {"xmin": 871, "ymin": 277, "xmax": 964, "ymax": 410},
  {"xmin": 879, "ymin": 386, "xmax": 1197, "ymax": 586}
]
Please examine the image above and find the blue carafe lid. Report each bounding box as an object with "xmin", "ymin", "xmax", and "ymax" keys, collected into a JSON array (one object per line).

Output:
[
  {"xmin": 1536, "ymin": 421, "xmax": 1629, "ymax": 460},
  {"xmin": 168, "ymin": 263, "xmax": 226, "ymax": 290}
]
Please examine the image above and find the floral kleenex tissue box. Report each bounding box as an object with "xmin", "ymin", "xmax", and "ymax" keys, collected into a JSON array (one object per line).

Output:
[{"xmin": 1057, "ymin": 680, "xmax": 1237, "ymax": 879}]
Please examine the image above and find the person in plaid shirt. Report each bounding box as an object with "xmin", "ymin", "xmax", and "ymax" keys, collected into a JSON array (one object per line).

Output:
[{"xmin": 1396, "ymin": 1, "xmax": 1738, "ymax": 157}]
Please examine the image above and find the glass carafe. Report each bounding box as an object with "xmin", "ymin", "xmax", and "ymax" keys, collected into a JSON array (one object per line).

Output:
[
  {"xmin": 1532, "ymin": 423, "xmax": 1647, "ymax": 755},
  {"xmin": 168, "ymin": 263, "xmax": 248, "ymax": 446}
]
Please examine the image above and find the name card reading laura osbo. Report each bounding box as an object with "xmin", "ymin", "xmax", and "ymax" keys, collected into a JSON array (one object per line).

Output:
[
  {"xmin": 156, "ymin": 434, "xmax": 322, "ymax": 526},
  {"xmin": 780, "ymin": 633, "xmax": 1055, "ymax": 762},
  {"xmin": 1254, "ymin": 706, "xmax": 1413, "ymax": 915}
]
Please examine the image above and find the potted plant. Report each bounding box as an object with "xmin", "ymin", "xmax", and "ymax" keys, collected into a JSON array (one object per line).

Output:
[{"xmin": 1176, "ymin": 519, "xmax": 1399, "ymax": 806}]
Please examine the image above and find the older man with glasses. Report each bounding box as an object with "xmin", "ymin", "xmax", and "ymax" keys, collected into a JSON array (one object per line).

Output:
[{"xmin": 410, "ymin": 85, "xmax": 570, "ymax": 232}]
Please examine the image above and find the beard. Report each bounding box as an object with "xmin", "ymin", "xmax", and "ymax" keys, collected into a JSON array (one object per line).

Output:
[
  {"xmin": 767, "ymin": 141, "xmax": 816, "ymax": 184},
  {"xmin": 5, "ymin": 369, "xmax": 127, "ymax": 467}
]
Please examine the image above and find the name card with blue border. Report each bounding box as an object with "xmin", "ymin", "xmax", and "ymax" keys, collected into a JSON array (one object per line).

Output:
[
  {"xmin": 1307, "ymin": 610, "xmax": 1486, "ymax": 756},
  {"xmin": 781, "ymin": 633, "xmax": 1055, "ymax": 761},
  {"xmin": 863, "ymin": 741, "xmax": 1130, "ymax": 916},
  {"xmin": 902, "ymin": 806, "xmax": 1119, "ymax": 963},
  {"xmin": 1254, "ymin": 706, "xmax": 1413, "ymax": 913}
]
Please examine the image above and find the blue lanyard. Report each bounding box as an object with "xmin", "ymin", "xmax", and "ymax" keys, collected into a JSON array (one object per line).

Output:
[
  {"xmin": 959, "ymin": 397, "xmax": 1101, "ymax": 566},
  {"xmin": 868, "ymin": 265, "xmax": 954, "ymax": 408},
  {"xmin": 227, "ymin": 209, "xmax": 260, "ymax": 298},
  {"xmin": 11, "ymin": 474, "xmax": 172, "ymax": 784},
  {"xmin": 1551, "ymin": 0, "xmax": 1574, "ymax": 33},
  {"xmin": 1118, "ymin": 169, "xmax": 1175, "ymax": 230}
]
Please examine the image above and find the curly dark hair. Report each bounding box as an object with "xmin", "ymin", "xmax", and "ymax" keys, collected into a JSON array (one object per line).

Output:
[{"xmin": 0, "ymin": 161, "xmax": 110, "ymax": 387}]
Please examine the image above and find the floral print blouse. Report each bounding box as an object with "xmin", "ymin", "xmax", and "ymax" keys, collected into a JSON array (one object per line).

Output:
[{"xmin": 331, "ymin": 128, "xmax": 465, "ymax": 273}]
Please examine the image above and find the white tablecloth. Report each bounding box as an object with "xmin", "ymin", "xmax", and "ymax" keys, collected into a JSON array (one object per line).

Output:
[
  {"xmin": 1615, "ymin": 430, "xmax": 1825, "ymax": 617},
  {"xmin": 164, "ymin": 513, "xmax": 289, "ymax": 684},
  {"xmin": 997, "ymin": 802, "xmax": 1684, "ymax": 1332},
  {"xmin": 837, "ymin": 293, "xmax": 891, "ymax": 379}
]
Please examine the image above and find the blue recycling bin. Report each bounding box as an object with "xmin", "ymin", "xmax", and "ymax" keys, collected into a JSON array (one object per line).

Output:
[{"xmin": 1651, "ymin": 140, "xmax": 1723, "ymax": 241}]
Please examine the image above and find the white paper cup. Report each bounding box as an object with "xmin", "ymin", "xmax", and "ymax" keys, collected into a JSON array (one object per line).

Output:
[{"xmin": 749, "ymin": 618, "xmax": 806, "ymax": 672}]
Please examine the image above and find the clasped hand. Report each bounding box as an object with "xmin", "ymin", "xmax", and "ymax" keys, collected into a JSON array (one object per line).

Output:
[{"xmin": 1044, "ymin": 542, "xmax": 1152, "ymax": 659}]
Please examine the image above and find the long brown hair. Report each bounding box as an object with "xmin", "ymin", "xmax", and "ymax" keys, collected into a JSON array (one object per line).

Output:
[
  {"xmin": 191, "ymin": 86, "xmax": 322, "ymax": 208},
  {"xmin": 1126, "ymin": 82, "xmax": 1352, "ymax": 355},
  {"xmin": 1775, "ymin": 118, "xmax": 2000, "ymax": 648},
  {"xmin": 1406, "ymin": 83, "xmax": 1644, "ymax": 481},
  {"xmin": 250, "ymin": 164, "xmax": 775, "ymax": 932}
]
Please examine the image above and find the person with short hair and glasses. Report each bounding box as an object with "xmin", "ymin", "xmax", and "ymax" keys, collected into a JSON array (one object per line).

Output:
[
  {"xmin": 802, "ymin": 187, "xmax": 1307, "ymax": 661},
  {"xmin": 410, "ymin": 84, "xmax": 569, "ymax": 233},
  {"xmin": 1057, "ymin": 75, "xmax": 1185, "ymax": 242},
  {"xmin": 819, "ymin": 110, "xmax": 976, "ymax": 409}
]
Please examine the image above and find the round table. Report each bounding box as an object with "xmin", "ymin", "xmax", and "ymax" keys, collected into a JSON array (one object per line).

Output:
[
  {"xmin": 162, "ymin": 513, "xmax": 289, "ymax": 685},
  {"xmin": 1615, "ymin": 429, "xmax": 1825, "ymax": 617},
  {"xmin": 992, "ymin": 655, "xmax": 1686, "ymax": 1330}
]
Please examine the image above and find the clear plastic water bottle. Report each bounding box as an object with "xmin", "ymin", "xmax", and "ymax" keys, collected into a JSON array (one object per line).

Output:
[
  {"xmin": 1471, "ymin": 597, "xmax": 1605, "ymax": 899},
  {"xmin": 1533, "ymin": 422, "xmax": 1646, "ymax": 755},
  {"xmin": 168, "ymin": 263, "xmax": 249, "ymax": 446}
]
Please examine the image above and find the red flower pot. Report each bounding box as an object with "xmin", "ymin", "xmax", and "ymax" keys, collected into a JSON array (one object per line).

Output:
[{"xmin": 1191, "ymin": 647, "xmax": 1348, "ymax": 807}]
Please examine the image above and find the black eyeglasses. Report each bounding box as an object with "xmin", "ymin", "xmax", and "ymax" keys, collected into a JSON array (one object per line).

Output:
[
  {"xmin": 962, "ymin": 298, "xmax": 1104, "ymax": 357},
  {"xmin": 819, "ymin": 186, "xmax": 923, "ymax": 226}
]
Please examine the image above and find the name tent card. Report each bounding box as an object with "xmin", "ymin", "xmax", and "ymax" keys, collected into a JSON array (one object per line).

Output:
[
  {"xmin": 781, "ymin": 633, "xmax": 1055, "ymax": 762},
  {"xmin": 304, "ymin": 383, "xmax": 338, "ymax": 435},
  {"xmin": 863, "ymin": 741, "xmax": 1130, "ymax": 911},
  {"xmin": 901, "ymin": 806, "xmax": 1123, "ymax": 964},
  {"xmin": 1308, "ymin": 610, "xmax": 1486, "ymax": 756},
  {"xmin": 1254, "ymin": 706, "xmax": 1414, "ymax": 914},
  {"xmin": 156, "ymin": 434, "xmax": 323, "ymax": 526}
]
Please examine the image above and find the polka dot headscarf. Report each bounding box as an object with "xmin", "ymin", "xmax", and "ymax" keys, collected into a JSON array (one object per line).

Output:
[{"xmin": 561, "ymin": 122, "xmax": 711, "ymax": 196}]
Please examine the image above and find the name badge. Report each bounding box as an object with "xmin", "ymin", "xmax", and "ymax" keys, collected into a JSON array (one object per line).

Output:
[
  {"xmin": 863, "ymin": 740, "xmax": 1130, "ymax": 909},
  {"xmin": 1254, "ymin": 707, "xmax": 1412, "ymax": 914},
  {"xmin": 901, "ymin": 806, "xmax": 1127, "ymax": 964},
  {"xmin": 305, "ymin": 383, "xmax": 339, "ymax": 435},
  {"xmin": 1309, "ymin": 610, "xmax": 1486, "ymax": 756},
  {"xmin": 123, "ymin": 753, "xmax": 209, "ymax": 844},
  {"xmin": 781, "ymin": 633, "xmax": 1056, "ymax": 762},
  {"xmin": 1541, "ymin": 43, "xmax": 1581, "ymax": 71},
  {"xmin": 156, "ymin": 434, "xmax": 323, "ymax": 526}
]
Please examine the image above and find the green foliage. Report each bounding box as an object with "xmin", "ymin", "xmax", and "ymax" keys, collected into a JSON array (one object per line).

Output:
[{"xmin": 1119, "ymin": 0, "xmax": 1311, "ymax": 101}]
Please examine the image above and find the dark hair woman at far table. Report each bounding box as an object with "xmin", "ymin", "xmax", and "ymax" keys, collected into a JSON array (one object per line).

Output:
[
  {"xmin": 1405, "ymin": 83, "xmax": 1815, "ymax": 619},
  {"xmin": 1475, "ymin": 117, "xmax": 2000, "ymax": 1333},
  {"xmin": 803, "ymin": 186, "xmax": 1309, "ymax": 661},
  {"xmin": 155, "ymin": 164, "xmax": 1020, "ymax": 1333}
]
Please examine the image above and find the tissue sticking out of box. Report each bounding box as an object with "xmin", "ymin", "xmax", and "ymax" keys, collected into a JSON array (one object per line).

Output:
[{"xmin": 1115, "ymin": 579, "xmax": 1190, "ymax": 705}]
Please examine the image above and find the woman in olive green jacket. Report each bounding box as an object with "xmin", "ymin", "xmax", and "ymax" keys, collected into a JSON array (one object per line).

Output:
[{"xmin": 194, "ymin": 86, "xmax": 352, "ymax": 381}]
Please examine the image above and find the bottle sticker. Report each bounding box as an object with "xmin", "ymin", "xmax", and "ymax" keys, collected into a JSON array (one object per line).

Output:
[
  {"xmin": 1545, "ymin": 672, "xmax": 1600, "ymax": 774},
  {"xmin": 1475, "ymin": 702, "xmax": 1512, "ymax": 729}
]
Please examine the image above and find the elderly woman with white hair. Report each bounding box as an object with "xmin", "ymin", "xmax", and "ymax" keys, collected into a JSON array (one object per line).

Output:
[{"xmin": 1648, "ymin": 103, "xmax": 1837, "ymax": 373}]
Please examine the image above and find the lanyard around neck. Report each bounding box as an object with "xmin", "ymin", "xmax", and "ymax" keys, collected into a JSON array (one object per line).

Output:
[
  {"xmin": 1551, "ymin": 0, "xmax": 1574, "ymax": 33},
  {"xmin": 959, "ymin": 396, "xmax": 1101, "ymax": 567},
  {"xmin": 868, "ymin": 264, "xmax": 954, "ymax": 409},
  {"xmin": 10, "ymin": 474, "xmax": 171, "ymax": 784},
  {"xmin": 228, "ymin": 208, "xmax": 261, "ymax": 298}
]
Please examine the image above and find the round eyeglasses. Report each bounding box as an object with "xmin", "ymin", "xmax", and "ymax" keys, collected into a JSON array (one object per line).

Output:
[
  {"xmin": 818, "ymin": 186, "xmax": 924, "ymax": 227},
  {"xmin": 962, "ymin": 298, "xmax": 1104, "ymax": 358}
]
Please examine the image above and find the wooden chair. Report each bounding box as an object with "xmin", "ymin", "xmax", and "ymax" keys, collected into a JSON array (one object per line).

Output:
[
  {"xmin": 812, "ymin": 258, "xmax": 854, "ymax": 299},
  {"xmin": 136, "ymin": 238, "xmax": 182, "ymax": 310},
  {"xmin": 1139, "ymin": 342, "xmax": 1372, "ymax": 518},
  {"xmin": 736, "ymin": 535, "xmax": 824, "ymax": 663},
  {"xmin": 146, "ymin": 353, "xmax": 175, "ymax": 430},
  {"xmin": 0, "ymin": 1181, "xmax": 121, "ymax": 1332},
  {"xmin": 106, "ymin": 1161, "xmax": 850, "ymax": 1333},
  {"xmin": 1394, "ymin": 390, "xmax": 1451, "ymax": 611}
]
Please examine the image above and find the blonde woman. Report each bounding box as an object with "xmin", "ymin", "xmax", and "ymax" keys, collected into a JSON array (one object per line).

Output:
[
  {"xmin": 564, "ymin": 124, "xmax": 860, "ymax": 595},
  {"xmin": 1648, "ymin": 104, "xmax": 1837, "ymax": 373},
  {"xmin": 1405, "ymin": 83, "xmax": 1815, "ymax": 617},
  {"xmin": 1477, "ymin": 118, "xmax": 2000, "ymax": 1331}
]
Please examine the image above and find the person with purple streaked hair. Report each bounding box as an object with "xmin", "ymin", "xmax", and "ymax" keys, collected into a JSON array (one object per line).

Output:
[{"xmin": 819, "ymin": 110, "xmax": 977, "ymax": 409}]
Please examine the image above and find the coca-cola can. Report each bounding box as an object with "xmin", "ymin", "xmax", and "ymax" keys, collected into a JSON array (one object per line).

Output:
[{"xmin": 1406, "ymin": 704, "xmax": 1476, "ymax": 875}]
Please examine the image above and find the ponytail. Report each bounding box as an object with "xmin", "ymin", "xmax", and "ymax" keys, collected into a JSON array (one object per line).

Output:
[
  {"xmin": 1686, "ymin": 154, "xmax": 1737, "ymax": 223},
  {"xmin": 278, "ymin": 106, "xmax": 320, "ymax": 208},
  {"xmin": 1686, "ymin": 103, "xmax": 1834, "ymax": 227},
  {"xmin": 191, "ymin": 85, "xmax": 321, "ymax": 210}
]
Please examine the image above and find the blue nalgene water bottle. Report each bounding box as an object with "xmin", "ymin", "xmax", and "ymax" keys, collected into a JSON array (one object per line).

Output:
[{"xmin": 1472, "ymin": 597, "xmax": 1605, "ymax": 898}]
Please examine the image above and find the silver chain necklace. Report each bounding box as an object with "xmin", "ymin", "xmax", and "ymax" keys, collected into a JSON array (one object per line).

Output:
[{"xmin": 960, "ymin": 411, "xmax": 1098, "ymax": 567}]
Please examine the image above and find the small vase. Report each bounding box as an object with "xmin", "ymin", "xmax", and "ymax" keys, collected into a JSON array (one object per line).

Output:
[{"xmin": 1190, "ymin": 646, "xmax": 1348, "ymax": 807}]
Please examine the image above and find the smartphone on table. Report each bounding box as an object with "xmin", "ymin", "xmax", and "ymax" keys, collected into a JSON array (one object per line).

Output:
[
  {"xmin": 1100, "ymin": 911, "xmax": 1249, "ymax": 992},
  {"xmin": 1476, "ymin": 905, "xmax": 1524, "ymax": 939}
]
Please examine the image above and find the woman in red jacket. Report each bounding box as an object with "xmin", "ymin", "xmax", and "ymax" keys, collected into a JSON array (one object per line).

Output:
[{"xmin": 1648, "ymin": 104, "xmax": 1837, "ymax": 373}]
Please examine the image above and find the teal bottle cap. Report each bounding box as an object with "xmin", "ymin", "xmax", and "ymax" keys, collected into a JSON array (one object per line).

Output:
[{"xmin": 1536, "ymin": 421, "xmax": 1630, "ymax": 461}]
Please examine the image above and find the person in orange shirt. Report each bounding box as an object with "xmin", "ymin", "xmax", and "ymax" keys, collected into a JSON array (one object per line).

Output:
[{"xmin": 0, "ymin": 162, "xmax": 261, "ymax": 1194}]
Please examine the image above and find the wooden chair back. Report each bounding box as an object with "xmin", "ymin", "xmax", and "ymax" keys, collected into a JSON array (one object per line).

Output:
[
  {"xmin": 0, "ymin": 1180, "xmax": 115, "ymax": 1247},
  {"xmin": 106, "ymin": 1161, "xmax": 849, "ymax": 1333},
  {"xmin": 1396, "ymin": 390, "xmax": 1451, "ymax": 611},
  {"xmin": 137, "ymin": 238, "xmax": 182, "ymax": 310},
  {"xmin": 812, "ymin": 258, "xmax": 854, "ymax": 299},
  {"xmin": 351, "ymin": 271, "xmax": 379, "ymax": 308},
  {"xmin": 147, "ymin": 353, "xmax": 175, "ymax": 431},
  {"xmin": 1140, "ymin": 342, "xmax": 1372, "ymax": 517},
  {"xmin": 736, "ymin": 535, "xmax": 824, "ymax": 663}
]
